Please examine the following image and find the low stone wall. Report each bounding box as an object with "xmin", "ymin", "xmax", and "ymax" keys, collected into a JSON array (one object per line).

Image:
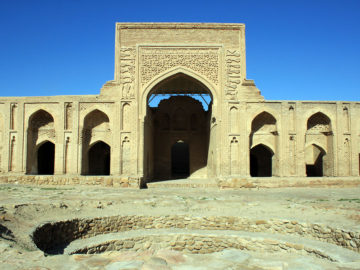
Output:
[
  {"xmin": 32, "ymin": 215, "xmax": 360, "ymax": 254},
  {"xmin": 71, "ymin": 233, "xmax": 334, "ymax": 261},
  {"xmin": 0, "ymin": 175, "xmax": 141, "ymax": 188},
  {"xmin": 1, "ymin": 174, "xmax": 359, "ymax": 189},
  {"xmin": 217, "ymin": 177, "xmax": 360, "ymax": 188}
]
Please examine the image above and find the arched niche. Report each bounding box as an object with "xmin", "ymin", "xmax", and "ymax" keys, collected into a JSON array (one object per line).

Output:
[
  {"xmin": 82, "ymin": 110, "xmax": 111, "ymax": 175},
  {"xmin": 229, "ymin": 107, "xmax": 238, "ymax": 134},
  {"xmin": 122, "ymin": 103, "xmax": 131, "ymax": 131},
  {"xmin": 307, "ymin": 112, "xmax": 331, "ymax": 133},
  {"xmin": 251, "ymin": 111, "xmax": 277, "ymax": 134},
  {"xmin": 249, "ymin": 112, "xmax": 278, "ymax": 176},
  {"xmin": 83, "ymin": 109, "xmax": 110, "ymax": 131},
  {"xmin": 29, "ymin": 109, "xmax": 54, "ymax": 130},
  {"xmin": 26, "ymin": 110, "xmax": 55, "ymax": 174},
  {"xmin": 305, "ymin": 112, "xmax": 334, "ymax": 176}
]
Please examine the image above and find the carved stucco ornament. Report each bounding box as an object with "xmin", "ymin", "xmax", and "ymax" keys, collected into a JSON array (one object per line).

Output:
[{"xmin": 140, "ymin": 47, "xmax": 220, "ymax": 87}]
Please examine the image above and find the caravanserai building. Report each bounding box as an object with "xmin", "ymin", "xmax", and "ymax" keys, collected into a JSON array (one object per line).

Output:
[{"xmin": 0, "ymin": 23, "xmax": 359, "ymax": 188}]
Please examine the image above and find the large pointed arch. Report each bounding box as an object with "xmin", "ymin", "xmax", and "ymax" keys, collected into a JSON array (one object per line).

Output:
[
  {"xmin": 142, "ymin": 67, "xmax": 217, "ymax": 182},
  {"xmin": 141, "ymin": 67, "xmax": 218, "ymax": 116}
]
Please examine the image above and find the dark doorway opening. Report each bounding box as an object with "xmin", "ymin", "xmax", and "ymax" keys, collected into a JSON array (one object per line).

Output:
[
  {"xmin": 88, "ymin": 141, "xmax": 110, "ymax": 175},
  {"xmin": 37, "ymin": 141, "xmax": 55, "ymax": 175},
  {"xmin": 250, "ymin": 144, "xmax": 273, "ymax": 177},
  {"xmin": 171, "ymin": 141, "xmax": 190, "ymax": 178},
  {"xmin": 306, "ymin": 147, "xmax": 325, "ymax": 177}
]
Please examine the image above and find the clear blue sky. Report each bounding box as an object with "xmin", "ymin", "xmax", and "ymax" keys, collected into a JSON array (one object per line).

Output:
[{"xmin": 0, "ymin": 0, "xmax": 359, "ymax": 101}]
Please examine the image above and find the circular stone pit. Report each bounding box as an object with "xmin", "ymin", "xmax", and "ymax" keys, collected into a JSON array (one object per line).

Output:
[{"xmin": 31, "ymin": 215, "xmax": 360, "ymax": 264}]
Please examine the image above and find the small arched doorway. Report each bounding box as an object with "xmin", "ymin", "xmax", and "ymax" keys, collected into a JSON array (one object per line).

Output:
[
  {"xmin": 250, "ymin": 144, "xmax": 273, "ymax": 177},
  {"xmin": 81, "ymin": 109, "xmax": 111, "ymax": 175},
  {"xmin": 37, "ymin": 141, "xmax": 55, "ymax": 175},
  {"xmin": 305, "ymin": 112, "xmax": 334, "ymax": 176},
  {"xmin": 171, "ymin": 141, "xmax": 190, "ymax": 178},
  {"xmin": 27, "ymin": 109, "xmax": 55, "ymax": 174},
  {"xmin": 305, "ymin": 144, "xmax": 325, "ymax": 177},
  {"xmin": 87, "ymin": 141, "xmax": 110, "ymax": 175},
  {"xmin": 249, "ymin": 111, "xmax": 278, "ymax": 176}
]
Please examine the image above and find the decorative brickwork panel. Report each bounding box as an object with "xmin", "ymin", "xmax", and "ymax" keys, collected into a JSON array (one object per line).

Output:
[
  {"xmin": 225, "ymin": 49, "xmax": 241, "ymax": 99},
  {"xmin": 10, "ymin": 103, "xmax": 17, "ymax": 130},
  {"xmin": 289, "ymin": 105, "xmax": 295, "ymax": 132},
  {"xmin": 343, "ymin": 106, "xmax": 350, "ymax": 132},
  {"xmin": 229, "ymin": 106, "xmax": 238, "ymax": 134},
  {"xmin": 122, "ymin": 136, "xmax": 131, "ymax": 175},
  {"xmin": 230, "ymin": 136, "xmax": 239, "ymax": 175},
  {"xmin": 289, "ymin": 136, "xmax": 296, "ymax": 175},
  {"xmin": 80, "ymin": 103, "xmax": 112, "ymax": 112},
  {"xmin": 140, "ymin": 47, "xmax": 220, "ymax": 86},
  {"xmin": 120, "ymin": 48, "xmax": 136, "ymax": 99},
  {"xmin": 122, "ymin": 103, "xmax": 132, "ymax": 131},
  {"xmin": 9, "ymin": 134, "xmax": 16, "ymax": 172},
  {"xmin": 65, "ymin": 103, "xmax": 72, "ymax": 130},
  {"xmin": 344, "ymin": 137, "xmax": 351, "ymax": 175}
]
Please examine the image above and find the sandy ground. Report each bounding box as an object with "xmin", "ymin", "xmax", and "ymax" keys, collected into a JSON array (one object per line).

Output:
[{"xmin": 0, "ymin": 183, "xmax": 360, "ymax": 269}]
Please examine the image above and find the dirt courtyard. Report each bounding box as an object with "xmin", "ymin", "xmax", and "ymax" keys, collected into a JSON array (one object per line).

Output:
[{"xmin": 0, "ymin": 183, "xmax": 360, "ymax": 270}]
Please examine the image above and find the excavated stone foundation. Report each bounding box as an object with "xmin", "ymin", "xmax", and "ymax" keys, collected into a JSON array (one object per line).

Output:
[{"xmin": 32, "ymin": 215, "xmax": 360, "ymax": 261}]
